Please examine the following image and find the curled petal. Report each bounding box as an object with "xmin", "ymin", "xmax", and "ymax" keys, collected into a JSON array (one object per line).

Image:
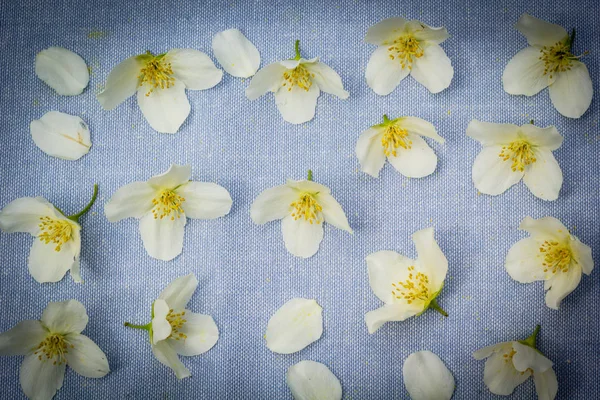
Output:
[
  {"xmin": 177, "ymin": 182, "xmax": 232, "ymax": 220},
  {"xmin": 148, "ymin": 164, "xmax": 191, "ymax": 189},
  {"xmin": 398, "ymin": 117, "xmax": 444, "ymax": 143},
  {"xmin": 151, "ymin": 341, "xmax": 190, "ymax": 380},
  {"xmin": 35, "ymin": 47, "xmax": 89, "ymax": 96},
  {"xmin": 519, "ymin": 124, "xmax": 563, "ymax": 150},
  {"xmin": 572, "ymin": 239, "xmax": 594, "ymax": 275},
  {"xmin": 97, "ymin": 55, "xmax": 143, "ymax": 110},
  {"xmin": 365, "ymin": 304, "xmax": 421, "ymax": 334},
  {"xmin": 356, "ymin": 128, "xmax": 386, "ymax": 177},
  {"xmin": 305, "ymin": 62, "xmax": 349, "ymax": 99},
  {"xmin": 549, "ymin": 61, "xmax": 593, "ymax": 119},
  {"xmin": 274, "ymin": 84, "xmax": 320, "ymax": 124},
  {"xmin": 286, "ymin": 360, "xmax": 342, "ymax": 400},
  {"xmin": 316, "ymin": 193, "xmax": 352, "ymax": 233},
  {"xmin": 473, "ymin": 342, "xmax": 510, "ymax": 360},
  {"xmin": 410, "ymin": 43, "xmax": 453, "ymax": 93},
  {"xmin": 265, "ymin": 298, "xmax": 323, "ymax": 354},
  {"xmin": 30, "ymin": 111, "xmax": 91, "ymax": 160},
  {"xmin": 483, "ymin": 349, "xmax": 531, "ymax": 395},
  {"xmin": 212, "ymin": 29, "xmax": 260, "ymax": 78},
  {"xmin": 41, "ymin": 300, "xmax": 88, "ymax": 335},
  {"xmin": 158, "ymin": 273, "xmax": 199, "ymax": 310},
  {"xmin": 281, "ymin": 215, "xmax": 324, "ymax": 258},
  {"xmin": 152, "ymin": 299, "xmax": 172, "ymax": 344},
  {"xmin": 544, "ymin": 265, "xmax": 582, "ymax": 309},
  {"xmin": 411, "ymin": 23, "xmax": 450, "ymax": 44},
  {"xmin": 412, "ymin": 227, "xmax": 447, "ymax": 289},
  {"xmin": 534, "ymin": 368, "xmax": 559, "ymax": 400},
  {"xmin": 64, "ymin": 334, "xmax": 110, "ymax": 378},
  {"xmin": 167, "ymin": 49, "xmax": 223, "ymax": 90},
  {"xmin": 515, "ymin": 14, "xmax": 568, "ymax": 47},
  {"xmin": 518, "ymin": 216, "xmax": 569, "ymax": 241},
  {"xmin": 366, "ymin": 46, "xmax": 410, "ymax": 96},
  {"xmin": 137, "ymin": 80, "xmax": 190, "ymax": 134},
  {"xmin": 403, "ymin": 351, "xmax": 455, "ymax": 400},
  {"xmin": 512, "ymin": 342, "xmax": 553, "ymax": 373}
]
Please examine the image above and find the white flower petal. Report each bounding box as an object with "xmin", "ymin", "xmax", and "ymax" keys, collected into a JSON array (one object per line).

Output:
[
  {"xmin": 412, "ymin": 227, "xmax": 447, "ymax": 289},
  {"xmin": 549, "ymin": 61, "xmax": 593, "ymax": 118},
  {"xmin": 411, "ymin": 23, "xmax": 450, "ymax": 44},
  {"xmin": 151, "ymin": 340, "xmax": 190, "ymax": 380},
  {"xmin": 167, "ymin": 49, "xmax": 223, "ymax": 90},
  {"xmin": 518, "ymin": 216, "xmax": 569, "ymax": 241},
  {"xmin": 505, "ymin": 238, "xmax": 548, "ymax": 283},
  {"xmin": 151, "ymin": 299, "xmax": 172, "ymax": 344},
  {"xmin": 387, "ymin": 134, "xmax": 438, "ymax": 178},
  {"xmin": 473, "ymin": 342, "xmax": 510, "ymax": 360},
  {"xmin": 502, "ymin": 46, "xmax": 552, "ymax": 96},
  {"xmin": 466, "ymin": 120, "xmax": 520, "ymax": 146},
  {"xmin": 20, "ymin": 353, "xmax": 66, "ymax": 400},
  {"xmin": 274, "ymin": 84, "xmax": 320, "ymax": 124},
  {"xmin": 316, "ymin": 193, "xmax": 352, "ymax": 233},
  {"xmin": 265, "ymin": 298, "xmax": 323, "ymax": 354},
  {"xmin": 177, "ymin": 182, "xmax": 232, "ymax": 220},
  {"xmin": 148, "ymin": 164, "xmax": 192, "ymax": 189},
  {"xmin": 158, "ymin": 273, "xmax": 199, "ymax": 310},
  {"xmin": 356, "ymin": 127, "xmax": 386, "ymax": 177},
  {"xmin": 523, "ymin": 149, "xmax": 562, "ymax": 201},
  {"xmin": 137, "ymin": 80, "xmax": 190, "ymax": 134},
  {"xmin": 41, "ymin": 300, "xmax": 88, "ymax": 335},
  {"xmin": 250, "ymin": 184, "xmax": 297, "ymax": 224},
  {"xmin": 212, "ymin": 29, "xmax": 260, "ymax": 78},
  {"xmin": 169, "ymin": 311, "xmax": 219, "ymax": 356},
  {"xmin": 512, "ymin": 342, "xmax": 553, "ymax": 373},
  {"xmin": 365, "ymin": 17, "xmax": 408, "ymax": 45},
  {"xmin": 410, "ymin": 43, "xmax": 453, "ymax": 93},
  {"xmin": 515, "ymin": 14, "xmax": 568, "ymax": 47},
  {"xmin": 0, "ymin": 197, "xmax": 57, "ymax": 234},
  {"xmin": 139, "ymin": 212, "xmax": 186, "ymax": 261},
  {"xmin": 572, "ymin": 239, "xmax": 594, "ymax": 275},
  {"xmin": 305, "ymin": 62, "xmax": 349, "ymax": 99},
  {"xmin": 97, "ymin": 55, "xmax": 143, "ymax": 110},
  {"xmin": 30, "ymin": 111, "xmax": 91, "ymax": 160},
  {"xmin": 35, "ymin": 47, "xmax": 89, "ymax": 96},
  {"xmin": 365, "ymin": 304, "xmax": 421, "ymax": 334},
  {"xmin": 245, "ymin": 62, "xmax": 287, "ymax": 100},
  {"xmin": 280, "ymin": 57, "xmax": 318, "ymax": 69},
  {"xmin": 399, "ymin": 117, "xmax": 444, "ymax": 143},
  {"xmin": 519, "ymin": 124, "xmax": 563, "ymax": 150},
  {"xmin": 286, "ymin": 360, "xmax": 342, "ymax": 400},
  {"xmin": 366, "ymin": 250, "xmax": 415, "ymax": 304},
  {"xmin": 534, "ymin": 368, "xmax": 559, "ymax": 400},
  {"xmin": 281, "ymin": 215, "xmax": 324, "ymax": 258},
  {"xmin": 366, "ymin": 46, "xmax": 410, "ymax": 96},
  {"xmin": 64, "ymin": 333, "xmax": 109, "ymax": 378},
  {"xmin": 104, "ymin": 181, "xmax": 156, "ymax": 222},
  {"xmin": 544, "ymin": 265, "xmax": 582, "ymax": 309},
  {"xmin": 287, "ymin": 179, "xmax": 331, "ymax": 194},
  {"xmin": 483, "ymin": 349, "xmax": 531, "ymax": 395},
  {"xmin": 403, "ymin": 350, "xmax": 455, "ymax": 400},
  {"xmin": 472, "ymin": 145, "xmax": 524, "ymax": 195},
  {"xmin": 28, "ymin": 235, "xmax": 80, "ymax": 283},
  {"xmin": 0, "ymin": 320, "xmax": 46, "ymax": 356}
]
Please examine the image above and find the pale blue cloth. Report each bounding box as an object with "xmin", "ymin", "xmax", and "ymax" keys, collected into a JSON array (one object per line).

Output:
[{"xmin": 0, "ymin": 0, "xmax": 598, "ymax": 399}]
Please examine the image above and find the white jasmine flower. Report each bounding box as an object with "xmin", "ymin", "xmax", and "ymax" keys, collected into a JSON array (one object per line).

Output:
[
  {"xmin": 474, "ymin": 325, "xmax": 558, "ymax": 400},
  {"xmin": 97, "ymin": 49, "xmax": 222, "ymax": 133},
  {"xmin": 250, "ymin": 170, "xmax": 352, "ymax": 258},
  {"xmin": 265, "ymin": 298, "xmax": 323, "ymax": 354},
  {"xmin": 356, "ymin": 114, "xmax": 444, "ymax": 178},
  {"xmin": 403, "ymin": 351, "xmax": 455, "ymax": 400},
  {"xmin": 246, "ymin": 40, "xmax": 349, "ymax": 124},
  {"xmin": 286, "ymin": 360, "xmax": 342, "ymax": 400},
  {"xmin": 212, "ymin": 29, "xmax": 260, "ymax": 78},
  {"xmin": 505, "ymin": 216, "xmax": 593, "ymax": 309},
  {"xmin": 467, "ymin": 120, "xmax": 563, "ymax": 201},
  {"xmin": 0, "ymin": 185, "xmax": 98, "ymax": 283},
  {"xmin": 0, "ymin": 300, "xmax": 109, "ymax": 400},
  {"xmin": 365, "ymin": 227, "xmax": 448, "ymax": 334},
  {"xmin": 35, "ymin": 47, "xmax": 89, "ymax": 96},
  {"xmin": 104, "ymin": 164, "xmax": 232, "ymax": 261},
  {"xmin": 30, "ymin": 111, "xmax": 91, "ymax": 161},
  {"xmin": 124, "ymin": 274, "xmax": 219, "ymax": 379},
  {"xmin": 365, "ymin": 17, "xmax": 453, "ymax": 95},
  {"xmin": 503, "ymin": 14, "xmax": 592, "ymax": 118}
]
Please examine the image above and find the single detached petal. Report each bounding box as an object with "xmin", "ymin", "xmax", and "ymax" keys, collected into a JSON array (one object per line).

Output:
[
  {"xmin": 534, "ymin": 368, "xmax": 559, "ymax": 400},
  {"xmin": 366, "ymin": 250, "xmax": 415, "ymax": 304},
  {"xmin": 177, "ymin": 182, "xmax": 232, "ymax": 220},
  {"xmin": 0, "ymin": 197, "xmax": 57, "ymax": 234},
  {"xmin": 549, "ymin": 61, "xmax": 593, "ymax": 119},
  {"xmin": 35, "ymin": 47, "xmax": 89, "ymax": 96},
  {"xmin": 0, "ymin": 320, "xmax": 46, "ymax": 356},
  {"xmin": 152, "ymin": 299, "xmax": 172, "ymax": 344},
  {"xmin": 403, "ymin": 351, "xmax": 455, "ymax": 400},
  {"xmin": 148, "ymin": 164, "xmax": 192, "ymax": 189},
  {"xmin": 366, "ymin": 46, "xmax": 410, "ymax": 96},
  {"xmin": 519, "ymin": 124, "xmax": 563, "ymax": 150},
  {"xmin": 466, "ymin": 120, "xmax": 521, "ymax": 146},
  {"xmin": 365, "ymin": 17, "xmax": 408, "ymax": 45},
  {"xmin": 41, "ymin": 300, "xmax": 88, "ymax": 335},
  {"xmin": 387, "ymin": 134, "xmax": 438, "ymax": 178},
  {"xmin": 515, "ymin": 14, "xmax": 568, "ymax": 47},
  {"xmin": 212, "ymin": 29, "xmax": 260, "ymax": 78},
  {"xmin": 356, "ymin": 127, "xmax": 386, "ymax": 177},
  {"xmin": 286, "ymin": 360, "xmax": 342, "ymax": 400},
  {"xmin": 167, "ymin": 48, "xmax": 223, "ymax": 90},
  {"xmin": 64, "ymin": 333, "xmax": 110, "ymax": 378},
  {"xmin": 512, "ymin": 342, "xmax": 553, "ymax": 373},
  {"xmin": 245, "ymin": 62, "xmax": 287, "ymax": 100},
  {"xmin": 170, "ymin": 312, "xmax": 219, "ymax": 356},
  {"xmin": 545, "ymin": 265, "xmax": 582, "ymax": 309},
  {"xmin": 410, "ymin": 43, "xmax": 453, "ymax": 93},
  {"xmin": 139, "ymin": 212, "xmax": 186, "ymax": 261},
  {"xmin": 159, "ymin": 273, "xmax": 199, "ymax": 310},
  {"xmin": 502, "ymin": 46, "xmax": 552, "ymax": 96},
  {"xmin": 483, "ymin": 349, "xmax": 531, "ymax": 395},
  {"xmin": 20, "ymin": 353, "xmax": 66, "ymax": 400},
  {"xmin": 523, "ymin": 149, "xmax": 562, "ymax": 201},
  {"xmin": 365, "ymin": 304, "xmax": 422, "ymax": 334},
  {"xmin": 413, "ymin": 227, "xmax": 447, "ymax": 289},
  {"xmin": 471, "ymin": 145, "xmax": 524, "ymax": 195},
  {"xmin": 399, "ymin": 117, "xmax": 445, "ymax": 143},
  {"xmin": 28, "ymin": 236, "xmax": 80, "ymax": 283},
  {"xmin": 30, "ymin": 111, "xmax": 91, "ymax": 160},
  {"xmin": 505, "ymin": 238, "xmax": 549, "ymax": 283},
  {"xmin": 265, "ymin": 298, "xmax": 323, "ymax": 354},
  {"xmin": 316, "ymin": 193, "xmax": 352, "ymax": 233},
  {"xmin": 275, "ymin": 84, "xmax": 320, "ymax": 124},
  {"xmin": 305, "ymin": 62, "xmax": 349, "ymax": 99},
  {"xmin": 97, "ymin": 55, "xmax": 143, "ymax": 110},
  {"xmin": 137, "ymin": 80, "xmax": 191, "ymax": 134},
  {"xmin": 250, "ymin": 184, "xmax": 297, "ymax": 224},
  {"xmin": 281, "ymin": 215, "xmax": 324, "ymax": 258},
  {"xmin": 151, "ymin": 341, "xmax": 190, "ymax": 380},
  {"xmin": 104, "ymin": 181, "xmax": 156, "ymax": 222}
]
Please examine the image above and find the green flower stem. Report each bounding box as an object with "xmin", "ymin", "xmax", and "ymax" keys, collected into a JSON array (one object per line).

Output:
[
  {"xmin": 429, "ymin": 298, "xmax": 448, "ymax": 317},
  {"xmin": 530, "ymin": 119, "xmax": 535, "ymax": 124},
  {"xmin": 569, "ymin": 28, "xmax": 575, "ymax": 50},
  {"xmin": 520, "ymin": 324, "xmax": 541, "ymax": 349},
  {"xmin": 294, "ymin": 40, "xmax": 301, "ymax": 60},
  {"xmin": 124, "ymin": 322, "xmax": 152, "ymax": 331},
  {"xmin": 307, "ymin": 169, "xmax": 313, "ymax": 181},
  {"xmin": 68, "ymin": 184, "xmax": 98, "ymax": 222}
]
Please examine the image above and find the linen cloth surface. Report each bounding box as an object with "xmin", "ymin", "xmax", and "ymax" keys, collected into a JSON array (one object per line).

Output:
[{"xmin": 0, "ymin": 0, "xmax": 598, "ymax": 398}]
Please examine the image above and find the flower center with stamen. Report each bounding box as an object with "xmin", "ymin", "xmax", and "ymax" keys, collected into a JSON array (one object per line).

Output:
[
  {"xmin": 166, "ymin": 309, "xmax": 187, "ymax": 341},
  {"xmin": 34, "ymin": 334, "xmax": 72, "ymax": 365},
  {"xmin": 502, "ymin": 349, "xmax": 516, "ymax": 364},
  {"xmin": 499, "ymin": 140, "xmax": 536, "ymax": 172},
  {"xmin": 282, "ymin": 65, "xmax": 314, "ymax": 92},
  {"xmin": 138, "ymin": 55, "xmax": 175, "ymax": 96},
  {"xmin": 387, "ymin": 34, "xmax": 424, "ymax": 70},
  {"xmin": 391, "ymin": 266, "xmax": 431, "ymax": 304},
  {"xmin": 290, "ymin": 194, "xmax": 323, "ymax": 224},
  {"xmin": 38, "ymin": 217, "xmax": 73, "ymax": 252},
  {"xmin": 539, "ymin": 41, "xmax": 574, "ymax": 79},
  {"xmin": 539, "ymin": 240, "xmax": 573, "ymax": 274},
  {"xmin": 152, "ymin": 189, "xmax": 185, "ymax": 220},
  {"xmin": 381, "ymin": 125, "xmax": 412, "ymax": 157}
]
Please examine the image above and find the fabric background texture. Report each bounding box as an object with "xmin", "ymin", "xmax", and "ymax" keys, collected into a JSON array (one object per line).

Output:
[{"xmin": 0, "ymin": 0, "xmax": 598, "ymax": 399}]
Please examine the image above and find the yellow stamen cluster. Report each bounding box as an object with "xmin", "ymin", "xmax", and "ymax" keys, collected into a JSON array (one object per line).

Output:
[
  {"xmin": 391, "ymin": 266, "xmax": 431, "ymax": 304},
  {"xmin": 282, "ymin": 65, "xmax": 314, "ymax": 92},
  {"xmin": 34, "ymin": 334, "xmax": 72, "ymax": 365},
  {"xmin": 539, "ymin": 41, "xmax": 573, "ymax": 79},
  {"xmin": 387, "ymin": 34, "xmax": 424, "ymax": 69},
  {"xmin": 381, "ymin": 125, "xmax": 412, "ymax": 157},
  {"xmin": 38, "ymin": 217, "xmax": 73, "ymax": 252},
  {"xmin": 499, "ymin": 140, "xmax": 536, "ymax": 172},
  {"xmin": 290, "ymin": 194, "xmax": 323, "ymax": 225},
  {"xmin": 539, "ymin": 240, "xmax": 573, "ymax": 274},
  {"xmin": 166, "ymin": 309, "xmax": 187, "ymax": 341},
  {"xmin": 152, "ymin": 190, "xmax": 185, "ymax": 221},
  {"xmin": 139, "ymin": 56, "xmax": 175, "ymax": 96}
]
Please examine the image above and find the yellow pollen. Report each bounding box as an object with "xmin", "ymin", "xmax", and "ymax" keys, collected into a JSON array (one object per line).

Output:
[
  {"xmin": 539, "ymin": 240, "xmax": 573, "ymax": 274},
  {"xmin": 139, "ymin": 55, "xmax": 175, "ymax": 96},
  {"xmin": 391, "ymin": 266, "xmax": 431, "ymax": 304},
  {"xmin": 38, "ymin": 217, "xmax": 73, "ymax": 252},
  {"xmin": 166, "ymin": 309, "xmax": 188, "ymax": 341},
  {"xmin": 381, "ymin": 125, "xmax": 412, "ymax": 157},
  {"xmin": 152, "ymin": 190, "xmax": 185, "ymax": 220},
  {"xmin": 502, "ymin": 349, "xmax": 516, "ymax": 364},
  {"xmin": 34, "ymin": 334, "xmax": 72, "ymax": 365},
  {"xmin": 282, "ymin": 65, "xmax": 314, "ymax": 92},
  {"xmin": 499, "ymin": 140, "xmax": 536, "ymax": 172},
  {"xmin": 290, "ymin": 194, "xmax": 323, "ymax": 224},
  {"xmin": 387, "ymin": 34, "xmax": 424, "ymax": 70},
  {"xmin": 539, "ymin": 41, "xmax": 574, "ymax": 79}
]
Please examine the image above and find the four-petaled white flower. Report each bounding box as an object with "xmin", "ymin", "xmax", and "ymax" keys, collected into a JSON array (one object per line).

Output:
[
  {"xmin": 286, "ymin": 360, "xmax": 342, "ymax": 400},
  {"xmin": 0, "ymin": 185, "xmax": 98, "ymax": 283},
  {"xmin": 0, "ymin": 300, "xmax": 109, "ymax": 400},
  {"xmin": 505, "ymin": 216, "xmax": 593, "ymax": 309},
  {"xmin": 124, "ymin": 274, "xmax": 219, "ymax": 380},
  {"xmin": 104, "ymin": 164, "xmax": 232, "ymax": 261},
  {"xmin": 246, "ymin": 40, "xmax": 349, "ymax": 124},
  {"xmin": 467, "ymin": 120, "xmax": 563, "ymax": 201},
  {"xmin": 97, "ymin": 49, "xmax": 223, "ymax": 133},
  {"xmin": 503, "ymin": 13, "xmax": 593, "ymax": 119},
  {"xmin": 365, "ymin": 227, "xmax": 448, "ymax": 334},
  {"xmin": 356, "ymin": 114, "xmax": 444, "ymax": 178},
  {"xmin": 403, "ymin": 351, "xmax": 455, "ymax": 400},
  {"xmin": 474, "ymin": 325, "xmax": 558, "ymax": 400},
  {"xmin": 365, "ymin": 17, "xmax": 453, "ymax": 95},
  {"xmin": 250, "ymin": 170, "xmax": 352, "ymax": 258}
]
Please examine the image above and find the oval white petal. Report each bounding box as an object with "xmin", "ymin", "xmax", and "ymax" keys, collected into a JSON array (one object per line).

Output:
[
  {"xmin": 512, "ymin": 342, "xmax": 553, "ymax": 373},
  {"xmin": 281, "ymin": 215, "xmax": 324, "ymax": 258},
  {"xmin": 548, "ymin": 61, "xmax": 593, "ymax": 119},
  {"xmin": 148, "ymin": 164, "xmax": 192, "ymax": 189},
  {"xmin": 483, "ymin": 346, "xmax": 531, "ymax": 395},
  {"xmin": 534, "ymin": 368, "xmax": 559, "ymax": 400},
  {"xmin": 515, "ymin": 14, "xmax": 568, "ymax": 47},
  {"xmin": 366, "ymin": 46, "xmax": 410, "ymax": 96},
  {"xmin": 471, "ymin": 145, "xmax": 524, "ymax": 195},
  {"xmin": 316, "ymin": 193, "xmax": 352, "ymax": 233},
  {"xmin": 502, "ymin": 46, "xmax": 551, "ymax": 96},
  {"xmin": 35, "ymin": 47, "xmax": 89, "ymax": 96},
  {"xmin": 151, "ymin": 340, "xmax": 190, "ymax": 380},
  {"xmin": 466, "ymin": 120, "xmax": 520, "ymax": 146},
  {"xmin": 212, "ymin": 29, "xmax": 260, "ymax": 78},
  {"xmin": 305, "ymin": 62, "xmax": 349, "ymax": 99},
  {"xmin": 386, "ymin": 134, "xmax": 438, "ymax": 178},
  {"xmin": 30, "ymin": 111, "xmax": 91, "ymax": 160},
  {"xmin": 544, "ymin": 265, "xmax": 582, "ymax": 309},
  {"xmin": 0, "ymin": 320, "xmax": 46, "ymax": 356},
  {"xmin": 104, "ymin": 181, "xmax": 156, "ymax": 222},
  {"xmin": 365, "ymin": 17, "xmax": 408, "ymax": 45},
  {"xmin": 177, "ymin": 182, "xmax": 232, "ymax": 220},
  {"xmin": 412, "ymin": 227, "xmax": 447, "ymax": 289},
  {"xmin": 169, "ymin": 311, "xmax": 219, "ymax": 356},
  {"xmin": 20, "ymin": 352, "xmax": 66, "ymax": 400},
  {"xmin": 167, "ymin": 48, "xmax": 223, "ymax": 90},
  {"xmin": 64, "ymin": 333, "xmax": 110, "ymax": 378},
  {"xmin": 523, "ymin": 149, "xmax": 562, "ymax": 201},
  {"xmin": 366, "ymin": 250, "xmax": 415, "ymax": 304},
  {"xmin": 245, "ymin": 62, "xmax": 287, "ymax": 100},
  {"xmin": 265, "ymin": 298, "xmax": 323, "ymax": 354},
  {"xmin": 356, "ymin": 127, "xmax": 386, "ymax": 177},
  {"xmin": 274, "ymin": 84, "xmax": 320, "ymax": 124},
  {"xmin": 505, "ymin": 237, "xmax": 549, "ymax": 283},
  {"xmin": 399, "ymin": 117, "xmax": 444, "ymax": 143},
  {"xmin": 403, "ymin": 350, "xmax": 455, "ymax": 400},
  {"xmin": 28, "ymin": 234, "xmax": 80, "ymax": 283},
  {"xmin": 137, "ymin": 80, "xmax": 190, "ymax": 134},
  {"xmin": 519, "ymin": 124, "xmax": 563, "ymax": 150},
  {"xmin": 0, "ymin": 197, "xmax": 57, "ymax": 234},
  {"xmin": 286, "ymin": 360, "xmax": 342, "ymax": 400},
  {"xmin": 250, "ymin": 184, "xmax": 297, "ymax": 224},
  {"xmin": 410, "ymin": 43, "xmax": 453, "ymax": 94},
  {"xmin": 139, "ymin": 212, "xmax": 186, "ymax": 261},
  {"xmin": 41, "ymin": 300, "xmax": 88, "ymax": 335},
  {"xmin": 97, "ymin": 55, "xmax": 142, "ymax": 110}
]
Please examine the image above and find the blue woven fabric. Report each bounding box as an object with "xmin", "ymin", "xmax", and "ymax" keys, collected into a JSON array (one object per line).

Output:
[{"xmin": 0, "ymin": 0, "xmax": 598, "ymax": 398}]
